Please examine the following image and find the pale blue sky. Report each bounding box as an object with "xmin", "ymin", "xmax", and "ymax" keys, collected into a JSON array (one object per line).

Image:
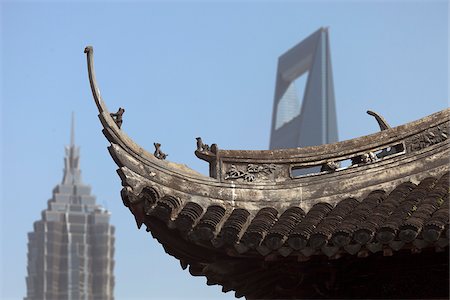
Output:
[{"xmin": 1, "ymin": 1, "xmax": 448, "ymax": 299}]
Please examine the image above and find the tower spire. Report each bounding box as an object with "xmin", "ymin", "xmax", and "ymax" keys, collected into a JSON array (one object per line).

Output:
[
  {"xmin": 62, "ymin": 113, "xmax": 82, "ymax": 185},
  {"xmin": 71, "ymin": 111, "xmax": 75, "ymax": 147}
]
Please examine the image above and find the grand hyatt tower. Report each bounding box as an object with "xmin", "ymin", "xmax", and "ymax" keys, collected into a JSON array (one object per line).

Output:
[{"xmin": 25, "ymin": 116, "xmax": 115, "ymax": 300}]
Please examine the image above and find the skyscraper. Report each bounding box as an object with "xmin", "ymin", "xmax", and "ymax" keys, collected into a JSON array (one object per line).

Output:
[
  {"xmin": 270, "ymin": 27, "xmax": 338, "ymax": 150},
  {"xmin": 25, "ymin": 115, "xmax": 115, "ymax": 300}
]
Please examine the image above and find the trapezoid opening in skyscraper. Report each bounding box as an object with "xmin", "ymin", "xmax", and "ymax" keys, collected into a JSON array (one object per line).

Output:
[{"xmin": 269, "ymin": 27, "xmax": 338, "ymax": 150}]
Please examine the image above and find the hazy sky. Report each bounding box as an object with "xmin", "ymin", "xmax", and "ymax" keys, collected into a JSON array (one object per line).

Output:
[{"xmin": 1, "ymin": 1, "xmax": 448, "ymax": 299}]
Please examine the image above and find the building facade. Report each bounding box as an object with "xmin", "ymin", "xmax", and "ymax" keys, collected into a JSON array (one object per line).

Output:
[{"xmin": 25, "ymin": 117, "xmax": 115, "ymax": 300}]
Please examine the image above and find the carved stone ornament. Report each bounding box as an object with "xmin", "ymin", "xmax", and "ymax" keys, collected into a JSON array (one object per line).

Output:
[
  {"xmin": 405, "ymin": 123, "xmax": 449, "ymax": 153},
  {"xmin": 153, "ymin": 143, "xmax": 168, "ymax": 160},
  {"xmin": 196, "ymin": 137, "xmax": 210, "ymax": 152},
  {"xmin": 110, "ymin": 107, "xmax": 125, "ymax": 129},
  {"xmin": 225, "ymin": 164, "xmax": 277, "ymax": 182},
  {"xmin": 321, "ymin": 161, "xmax": 340, "ymax": 172},
  {"xmin": 360, "ymin": 152, "xmax": 377, "ymax": 164}
]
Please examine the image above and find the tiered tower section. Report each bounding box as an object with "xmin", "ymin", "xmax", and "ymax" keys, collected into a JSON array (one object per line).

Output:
[{"xmin": 25, "ymin": 115, "xmax": 115, "ymax": 300}]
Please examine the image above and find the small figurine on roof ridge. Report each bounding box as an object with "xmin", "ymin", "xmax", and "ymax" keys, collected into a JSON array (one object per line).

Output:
[
  {"xmin": 110, "ymin": 107, "xmax": 125, "ymax": 129},
  {"xmin": 196, "ymin": 137, "xmax": 211, "ymax": 152},
  {"xmin": 154, "ymin": 143, "xmax": 168, "ymax": 160}
]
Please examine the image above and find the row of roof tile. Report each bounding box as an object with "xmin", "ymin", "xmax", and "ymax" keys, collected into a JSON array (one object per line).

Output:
[{"xmin": 138, "ymin": 172, "xmax": 449, "ymax": 258}]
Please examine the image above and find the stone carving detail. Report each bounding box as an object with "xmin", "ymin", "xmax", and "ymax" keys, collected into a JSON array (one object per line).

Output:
[
  {"xmin": 110, "ymin": 107, "xmax": 125, "ymax": 129},
  {"xmin": 196, "ymin": 137, "xmax": 210, "ymax": 152},
  {"xmin": 351, "ymin": 152, "xmax": 377, "ymax": 165},
  {"xmin": 360, "ymin": 152, "xmax": 377, "ymax": 164},
  {"xmin": 154, "ymin": 143, "xmax": 168, "ymax": 160},
  {"xmin": 320, "ymin": 161, "xmax": 340, "ymax": 172},
  {"xmin": 405, "ymin": 123, "xmax": 449, "ymax": 153},
  {"xmin": 225, "ymin": 164, "xmax": 276, "ymax": 182}
]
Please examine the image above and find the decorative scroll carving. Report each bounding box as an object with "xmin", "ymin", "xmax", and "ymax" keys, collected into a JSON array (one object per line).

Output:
[
  {"xmin": 225, "ymin": 165, "xmax": 254, "ymax": 182},
  {"xmin": 405, "ymin": 123, "xmax": 449, "ymax": 153},
  {"xmin": 110, "ymin": 107, "xmax": 125, "ymax": 129},
  {"xmin": 153, "ymin": 143, "xmax": 168, "ymax": 160},
  {"xmin": 247, "ymin": 164, "xmax": 277, "ymax": 174},
  {"xmin": 225, "ymin": 164, "xmax": 276, "ymax": 182}
]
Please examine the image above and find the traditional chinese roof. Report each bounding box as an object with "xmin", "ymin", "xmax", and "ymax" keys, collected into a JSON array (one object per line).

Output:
[{"xmin": 84, "ymin": 46, "xmax": 449, "ymax": 299}]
